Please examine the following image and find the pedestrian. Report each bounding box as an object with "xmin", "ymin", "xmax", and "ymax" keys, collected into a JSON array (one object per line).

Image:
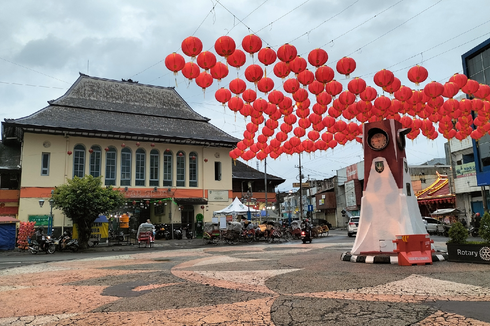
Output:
[
  {"xmin": 461, "ymin": 218, "xmax": 467, "ymax": 228},
  {"xmin": 35, "ymin": 227, "xmax": 46, "ymax": 251}
]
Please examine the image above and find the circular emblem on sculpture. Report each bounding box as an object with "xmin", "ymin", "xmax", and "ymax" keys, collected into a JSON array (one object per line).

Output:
[
  {"xmin": 43, "ymin": 141, "xmax": 51, "ymax": 148},
  {"xmin": 480, "ymin": 247, "xmax": 490, "ymax": 261}
]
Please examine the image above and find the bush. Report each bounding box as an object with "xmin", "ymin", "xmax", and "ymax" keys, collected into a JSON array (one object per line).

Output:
[
  {"xmin": 479, "ymin": 211, "xmax": 490, "ymax": 243},
  {"xmin": 448, "ymin": 221, "xmax": 468, "ymax": 244}
]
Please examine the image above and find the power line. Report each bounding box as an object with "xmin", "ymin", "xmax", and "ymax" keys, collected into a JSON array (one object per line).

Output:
[{"xmin": 0, "ymin": 56, "xmax": 70, "ymax": 85}]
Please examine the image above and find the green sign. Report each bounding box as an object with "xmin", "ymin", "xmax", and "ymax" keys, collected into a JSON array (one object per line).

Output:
[
  {"xmin": 196, "ymin": 213, "xmax": 204, "ymax": 221},
  {"xmin": 28, "ymin": 215, "xmax": 50, "ymax": 226}
]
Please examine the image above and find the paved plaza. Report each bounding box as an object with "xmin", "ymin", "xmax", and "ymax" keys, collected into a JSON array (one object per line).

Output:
[{"xmin": 1, "ymin": 237, "xmax": 490, "ymax": 325}]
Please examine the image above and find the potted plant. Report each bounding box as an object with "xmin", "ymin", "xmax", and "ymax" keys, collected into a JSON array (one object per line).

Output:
[{"xmin": 446, "ymin": 212, "xmax": 490, "ymax": 264}]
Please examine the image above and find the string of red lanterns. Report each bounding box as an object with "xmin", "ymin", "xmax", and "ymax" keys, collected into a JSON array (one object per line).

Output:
[{"xmin": 165, "ymin": 35, "xmax": 490, "ymax": 162}]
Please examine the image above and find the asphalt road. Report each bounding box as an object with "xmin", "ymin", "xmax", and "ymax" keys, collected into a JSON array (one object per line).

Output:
[{"xmin": 1, "ymin": 229, "xmax": 489, "ymax": 325}]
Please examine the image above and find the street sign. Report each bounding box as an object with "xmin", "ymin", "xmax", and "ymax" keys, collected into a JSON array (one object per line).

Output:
[
  {"xmin": 292, "ymin": 182, "xmax": 310, "ymax": 188},
  {"xmin": 308, "ymin": 205, "xmax": 313, "ymax": 212}
]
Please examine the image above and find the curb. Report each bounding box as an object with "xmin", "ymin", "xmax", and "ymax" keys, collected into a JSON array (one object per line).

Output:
[{"xmin": 340, "ymin": 251, "xmax": 448, "ymax": 264}]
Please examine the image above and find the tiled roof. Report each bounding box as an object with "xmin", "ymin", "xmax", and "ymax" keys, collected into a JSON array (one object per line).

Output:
[
  {"xmin": 416, "ymin": 172, "xmax": 454, "ymax": 201},
  {"xmin": 2, "ymin": 74, "xmax": 239, "ymax": 147},
  {"xmin": 232, "ymin": 160, "xmax": 285, "ymax": 183}
]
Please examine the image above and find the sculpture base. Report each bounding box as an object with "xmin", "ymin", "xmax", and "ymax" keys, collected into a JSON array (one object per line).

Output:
[{"xmin": 340, "ymin": 251, "xmax": 448, "ymax": 264}]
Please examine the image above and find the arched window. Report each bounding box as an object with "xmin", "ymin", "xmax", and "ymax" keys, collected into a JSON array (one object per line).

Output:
[
  {"xmin": 89, "ymin": 145, "xmax": 102, "ymax": 177},
  {"xmin": 121, "ymin": 148, "xmax": 132, "ymax": 186},
  {"xmin": 189, "ymin": 151, "xmax": 198, "ymax": 187},
  {"xmin": 150, "ymin": 149, "xmax": 159, "ymax": 187},
  {"xmin": 73, "ymin": 144, "xmax": 86, "ymax": 178},
  {"xmin": 105, "ymin": 146, "xmax": 117, "ymax": 186},
  {"xmin": 135, "ymin": 148, "xmax": 146, "ymax": 186},
  {"xmin": 163, "ymin": 150, "xmax": 173, "ymax": 187},
  {"xmin": 176, "ymin": 151, "xmax": 185, "ymax": 187}
]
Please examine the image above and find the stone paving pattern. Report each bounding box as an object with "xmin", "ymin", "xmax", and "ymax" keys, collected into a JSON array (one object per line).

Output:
[{"xmin": 1, "ymin": 243, "xmax": 490, "ymax": 325}]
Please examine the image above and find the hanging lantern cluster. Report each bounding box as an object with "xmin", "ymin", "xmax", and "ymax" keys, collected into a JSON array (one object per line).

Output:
[{"xmin": 166, "ymin": 35, "xmax": 490, "ymax": 162}]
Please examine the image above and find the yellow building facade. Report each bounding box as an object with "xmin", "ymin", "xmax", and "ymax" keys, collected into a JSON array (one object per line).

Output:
[{"xmin": 3, "ymin": 74, "xmax": 238, "ymax": 234}]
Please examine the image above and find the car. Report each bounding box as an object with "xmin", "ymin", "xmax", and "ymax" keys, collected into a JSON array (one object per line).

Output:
[
  {"xmin": 347, "ymin": 216, "xmax": 359, "ymax": 237},
  {"xmin": 422, "ymin": 217, "xmax": 443, "ymax": 235}
]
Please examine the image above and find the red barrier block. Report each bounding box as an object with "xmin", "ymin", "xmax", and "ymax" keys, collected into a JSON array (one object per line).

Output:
[{"xmin": 393, "ymin": 234, "xmax": 433, "ymax": 266}]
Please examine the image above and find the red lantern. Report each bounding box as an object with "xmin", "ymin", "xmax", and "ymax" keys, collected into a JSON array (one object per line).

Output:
[
  {"xmin": 373, "ymin": 69, "xmax": 394, "ymax": 88},
  {"xmin": 278, "ymin": 97, "xmax": 293, "ymax": 111},
  {"xmin": 195, "ymin": 71, "xmax": 213, "ymax": 89},
  {"xmin": 283, "ymin": 78, "xmax": 300, "ymax": 93},
  {"xmin": 121, "ymin": 143, "xmax": 126, "ymax": 148},
  {"xmin": 89, "ymin": 148, "xmax": 94, "ymax": 153},
  {"xmin": 227, "ymin": 49, "xmax": 246, "ymax": 68},
  {"xmin": 214, "ymin": 36, "xmax": 236, "ymax": 58},
  {"xmin": 181, "ymin": 62, "xmax": 200, "ymax": 80},
  {"xmin": 277, "ymin": 44, "xmax": 297, "ymax": 63},
  {"xmin": 309, "ymin": 113, "xmax": 323, "ymax": 125},
  {"xmin": 407, "ymin": 65, "xmax": 428, "ymax": 85},
  {"xmin": 289, "ymin": 56, "xmax": 307, "ymax": 74},
  {"xmin": 315, "ymin": 66, "xmax": 335, "ymax": 84},
  {"xmin": 265, "ymin": 103, "xmax": 278, "ymax": 116},
  {"xmin": 374, "ymin": 96, "xmax": 392, "ymax": 111},
  {"xmin": 449, "ymin": 73, "xmax": 468, "ymax": 89},
  {"xmin": 462, "ymin": 79, "xmax": 479, "ymax": 96},
  {"xmin": 196, "ymin": 51, "xmax": 216, "ymax": 71},
  {"xmin": 475, "ymin": 84, "xmax": 490, "ymax": 99},
  {"xmin": 347, "ymin": 77, "xmax": 366, "ymax": 95},
  {"xmin": 276, "ymin": 131, "xmax": 288, "ymax": 142},
  {"xmin": 229, "ymin": 78, "xmax": 247, "ymax": 95},
  {"xmin": 424, "ymin": 81, "xmax": 444, "ymax": 98},
  {"xmin": 165, "ymin": 52, "xmax": 185, "ymax": 73},
  {"xmin": 394, "ymin": 86, "xmax": 412, "ymax": 102},
  {"xmin": 257, "ymin": 77, "xmax": 274, "ymax": 93},
  {"xmin": 325, "ymin": 80, "xmax": 343, "ymax": 97},
  {"xmin": 280, "ymin": 123, "xmax": 293, "ymax": 133},
  {"xmin": 317, "ymin": 92, "xmax": 333, "ymax": 106},
  {"xmin": 308, "ymin": 81, "xmax": 324, "ymax": 95},
  {"xmin": 253, "ymin": 98, "xmax": 269, "ymax": 112},
  {"xmin": 240, "ymin": 103, "xmax": 253, "ymax": 117},
  {"xmin": 308, "ymin": 48, "xmax": 328, "ymax": 67},
  {"xmin": 294, "ymin": 127, "xmax": 306, "ymax": 137},
  {"xmin": 104, "ymin": 147, "xmax": 109, "ymax": 151},
  {"xmin": 215, "ymin": 87, "xmax": 232, "ymax": 104},
  {"xmin": 312, "ymin": 103, "xmax": 328, "ymax": 115},
  {"xmin": 336, "ymin": 57, "xmax": 356, "ymax": 77},
  {"xmin": 244, "ymin": 64, "xmax": 263, "ymax": 84},
  {"xmin": 151, "ymin": 143, "xmax": 155, "ymax": 147},
  {"xmin": 181, "ymin": 36, "xmax": 203, "ymax": 58},
  {"xmin": 242, "ymin": 34, "xmax": 262, "ymax": 55},
  {"xmin": 268, "ymin": 90, "xmax": 285, "ymax": 105},
  {"xmin": 296, "ymin": 99, "xmax": 310, "ymax": 110},
  {"xmin": 228, "ymin": 97, "xmax": 244, "ymax": 112},
  {"xmin": 383, "ymin": 77, "xmax": 401, "ymax": 94},
  {"xmin": 273, "ymin": 61, "xmax": 290, "ymax": 79},
  {"xmin": 297, "ymin": 69, "xmax": 315, "ymax": 86},
  {"xmin": 338, "ymin": 91, "xmax": 356, "ymax": 106},
  {"xmin": 359, "ymin": 86, "xmax": 377, "ymax": 102},
  {"xmin": 258, "ymin": 47, "xmax": 277, "ymax": 66},
  {"xmin": 284, "ymin": 114, "xmax": 297, "ymax": 125},
  {"xmin": 293, "ymin": 88, "xmax": 308, "ymax": 102},
  {"xmin": 242, "ymin": 89, "xmax": 257, "ymax": 103},
  {"xmin": 210, "ymin": 62, "xmax": 228, "ymax": 81},
  {"xmin": 67, "ymin": 151, "xmax": 72, "ymax": 155}
]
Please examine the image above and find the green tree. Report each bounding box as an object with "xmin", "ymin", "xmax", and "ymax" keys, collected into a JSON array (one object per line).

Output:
[
  {"xmin": 479, "ymin": 211, "xmax": 490, "ymax": 243},
  {"xmin": 448, "ymin": 221, "xmax": 468, "ymax": 244},
  {"xmin": 52, "ymin": 175, "xmax": 126, "ymax": 249}
]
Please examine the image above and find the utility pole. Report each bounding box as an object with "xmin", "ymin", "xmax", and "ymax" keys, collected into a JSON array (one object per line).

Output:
[{"xmin": 296, "ymin": 154, "xmax": 304, "ymax": 221}]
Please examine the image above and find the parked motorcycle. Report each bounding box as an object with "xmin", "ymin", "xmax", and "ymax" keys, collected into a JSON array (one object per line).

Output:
[
  {"xmin": 174, "ymin": 227, "xmax": 183, "ymax": 240},
  {"xmin": 183, "ymin": 224, "xmax": 193, "ymax": 239},
  {"xmin": 29, "ymin": 236, "xmax": 56, "ymax": 254}
]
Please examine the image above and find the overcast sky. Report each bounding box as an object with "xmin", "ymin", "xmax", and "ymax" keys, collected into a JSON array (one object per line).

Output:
[{"xmin": 1, "ymin": 0, "xmax": 489, "ymax": 191}]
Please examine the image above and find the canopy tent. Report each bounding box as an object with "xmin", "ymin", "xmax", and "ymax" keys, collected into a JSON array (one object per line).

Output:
[
  {"xmin": 213, "ymin": 197, "xmax": 260, "ymax": 226},
  {"xmin": 213, "ymin": 197, "xmax": 260, "ymax": 215},
  {"xmin": 431, "ymin": 208, "xmax": 461, "ymax": 216}
]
